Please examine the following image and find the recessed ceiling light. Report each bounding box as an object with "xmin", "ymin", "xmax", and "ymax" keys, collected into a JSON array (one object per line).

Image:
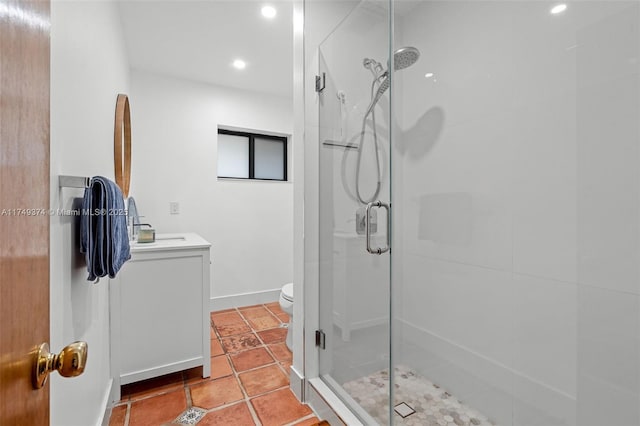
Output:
[
  {"xmin": 261, "ymin": 5, "xmax": 277, "ymax": 19},
  {"xmin": 550, "ymin": 4, "xmax": 567, "ymax": 15},
  {"xmin": 232, "ymin": 59, "xmax": 246, "ymax": 70},
  {"xmin": 425, "ymin": 72, "xmax": 434, "ymax": 78}
]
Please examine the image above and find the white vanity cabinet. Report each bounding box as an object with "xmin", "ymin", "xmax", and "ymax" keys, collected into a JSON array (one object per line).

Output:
[{"xmin": 110, "ymin": 233, "xmax": 211, "ymax": 386}]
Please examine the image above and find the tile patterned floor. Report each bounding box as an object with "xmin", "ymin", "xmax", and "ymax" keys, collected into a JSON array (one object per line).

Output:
[
  {"xmin": 343, "ymin": 366, "xmax": 496, "ymax": 426},
  {"xmin": 109, "ymin": 302, "xmax": 322, "ymax": 426}
]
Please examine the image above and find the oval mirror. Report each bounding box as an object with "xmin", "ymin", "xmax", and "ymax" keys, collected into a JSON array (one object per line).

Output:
[{"xmin": 114, "ymin": 93, "xmax": 131, "ymax": 198}]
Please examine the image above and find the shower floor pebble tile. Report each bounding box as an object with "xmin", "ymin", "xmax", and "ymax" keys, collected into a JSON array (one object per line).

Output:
[
  {"xmin": 109, "ymin": 303, "xmax": 323, "ymax": 426},
  {"xmin": 343, "ymin": 366, "xmax": 496, "ymax": 426}
]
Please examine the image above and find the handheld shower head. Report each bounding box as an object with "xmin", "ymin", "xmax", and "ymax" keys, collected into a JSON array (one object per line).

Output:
[
  {"xmin": 355, "ymin": 46, "xmax": 420, "ymax": 204},
  {"xmin": 356, "ymin": 46, "xmax": 421, "ymax": 205},
  {"xmin": 366, "ymin": 46, "xmax": 421, "ymax": 114}
]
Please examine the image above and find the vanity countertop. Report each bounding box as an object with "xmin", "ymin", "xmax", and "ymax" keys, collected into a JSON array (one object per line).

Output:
[{"xmin": 130, "ymin": 232, "xmax": 211, "ymax": 252}]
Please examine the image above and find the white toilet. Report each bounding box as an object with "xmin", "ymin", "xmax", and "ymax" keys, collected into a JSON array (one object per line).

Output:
[{"xmin": 279, "ymin": 282, "xmax": 294, "ymax": 351}]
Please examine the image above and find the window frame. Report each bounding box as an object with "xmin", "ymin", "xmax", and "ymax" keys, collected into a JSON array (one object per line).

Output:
[{"xmin": 217, "ymin": 128, "xmax": 288, "ymax": 181}]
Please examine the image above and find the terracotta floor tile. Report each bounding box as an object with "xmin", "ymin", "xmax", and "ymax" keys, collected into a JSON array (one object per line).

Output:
[
  {"xmin": 198, "ymin": 402, "xmax": 256, "ymax": 426},
  {"xmin": 183, "ymin": 366, "xmax": 206, "ymax": 384},
  {"xmin": 215, "ymin": 321, "xmax": 252, "ymax": 337},
  {"xmin": 238, "ymin": 303, "xmax": 264, "ymax": 310},
  {"xmin": 239, "ymin": 306, "xmax": 272, "ymax": 319},
  {"xmin": 190, "ymin": 375, "xmax": 244, "ymax": 409},
  {"xmin": 238, "ymin": 364, "xmax": 288, "ymax": 396},
  {"xmin": 265, "ymin": 302, "xmax": 285, "ymax": 315},
  {"xmin": 210, "ymin": 327, "xmax": 216, "ymax": 339},
  {"xmin": 111, "ymin": 304, "xmax": 308, "ymax": 425},
  {"xmin": 247, "ymin": 315, "xmax": 280, "ymax": 331},
  {"xmin": 268, "ymin": 343, "xmax": 292, "ymax": 363},
  {"xmin": 108, "ymin": 405, "xmax": 127, "ymax": 426},
  {"xmin": 280, "ymin": 361, "xmax": 292, "ymax": 375},
  {"xmin": 211, "ymin": 355, "xmax": 233, "ymax": 379},
  {"xmin": 277, "ymin": 312, "xmax": 290, "ymax": 323},
  {"xmin": 230, "ymin": 347, "xmax": 275, "ymax": 372},
  {"xmin": 293, "ymin": 417, "xmax": 322, "ymax": 426},
  {"xmin": 121, "ymin": 371, "xmax": 184, "ymax": 401},
  {"xmin": 211, "ymin": 308, "xmax": 236, "ymax": 316},
  {"xmin": 221, "ymin": 332, "xmax": 261, "ymax": 353},
  {"xmin": 211, "ymin": 311, "xmax": 245, "ymax": 326},
  {"xmin": 128, "ymin": 389, "xmax": 187, "ymax": 426},
  {"xmin": 251, "ymin": 388, "xmax": 312, "ymax": 426},
  {"xmin": 211, "ymin": 338, "xmax": 224, "ymax": 356},
  {"xmin": 269, "ymin": 305, "xmax": 289, "ymax": 322},
  {"xmin": 257, "ymin": 328, "xmax": 287, "ymax": 344}
]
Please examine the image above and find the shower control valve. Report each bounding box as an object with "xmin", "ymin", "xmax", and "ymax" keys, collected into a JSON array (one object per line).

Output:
[{"xmin": 356, "ymin": 207, "xmax": 377, "ymax": 235}]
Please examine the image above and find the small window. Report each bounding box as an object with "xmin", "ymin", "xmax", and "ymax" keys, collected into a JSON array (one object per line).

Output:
[{"xmin": 217, "ymin": 129, "xmax": 287, "ymax": 181}]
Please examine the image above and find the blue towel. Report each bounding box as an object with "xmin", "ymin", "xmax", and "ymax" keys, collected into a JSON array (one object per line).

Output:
[{"xmin": 80, "ymin": 176, "xmax": 131, "ymax": 281}]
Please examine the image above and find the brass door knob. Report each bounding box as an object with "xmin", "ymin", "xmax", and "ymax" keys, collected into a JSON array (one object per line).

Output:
[{"xmin": 33, "ymin": 341, "xmax": 88, "ymax": 389}]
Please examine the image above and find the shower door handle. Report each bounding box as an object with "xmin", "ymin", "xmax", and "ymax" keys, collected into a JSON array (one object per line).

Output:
[{"xmin": 365, "ymin": 201, "xmax": 390, "ymax": 255}]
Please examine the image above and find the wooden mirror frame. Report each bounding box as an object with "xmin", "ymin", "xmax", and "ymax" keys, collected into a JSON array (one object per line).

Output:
[{"xmin": 114, "ymin": 94, "xmax": 131, "ymax": 198}]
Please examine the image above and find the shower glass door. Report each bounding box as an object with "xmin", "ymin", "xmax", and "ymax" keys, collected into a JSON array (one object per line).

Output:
[{"xmin": 317, "ymin": 1, "xmax": 393, "ymax": 424}]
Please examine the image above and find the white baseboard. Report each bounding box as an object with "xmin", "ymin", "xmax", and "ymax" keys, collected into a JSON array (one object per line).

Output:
[
  {"xmin": 210, "ymin": 288, "xmax": 281, "ymax": 311},
  {"xmin": 290, "ymin": 366, "xmax": 305, "ymax": 401}
]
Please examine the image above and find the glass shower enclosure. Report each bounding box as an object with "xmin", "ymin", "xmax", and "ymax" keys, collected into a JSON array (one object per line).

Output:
[
  {"xmin": 308, "ymin": 1, "xmax": 640, "ymax": 425},
  {"xmin": 316, "ymin": 1, "xmax": 392, "ymax": 424}
]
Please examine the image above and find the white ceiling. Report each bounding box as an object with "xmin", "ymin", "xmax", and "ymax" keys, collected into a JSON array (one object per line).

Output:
[{"xmin": 117, "ymin": 1, "xmax": 294, "ymax": 98}]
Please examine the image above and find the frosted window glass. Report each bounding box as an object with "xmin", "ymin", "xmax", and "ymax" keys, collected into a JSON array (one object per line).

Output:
[
  {"xmin": 254, "ymin": 137, "xmax": 285, "ymax": 180},
  {"xmin": 218, "ymin": 134, "xmax": 249, "ymax": 178}
]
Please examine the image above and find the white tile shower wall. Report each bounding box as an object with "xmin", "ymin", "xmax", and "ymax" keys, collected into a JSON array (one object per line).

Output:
[
  {"xmin": 50, "ymin": 1, "xmax": 130, "ymax": 424},
  {"xmin": 129, "ymin": 70, "xmax": 293, "ymax": 301},
  {"xmin": 395, "ymin": 1, "xmax": 640, "ymax": 425},
  {"xmin": 576, "ymin": 286, "xmax": 640, "ymax": 426}
]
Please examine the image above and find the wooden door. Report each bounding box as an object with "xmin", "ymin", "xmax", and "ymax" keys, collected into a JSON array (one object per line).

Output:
[{"xmin": 0, "ymin": 0, "xmax": 51, "ymax": 424}]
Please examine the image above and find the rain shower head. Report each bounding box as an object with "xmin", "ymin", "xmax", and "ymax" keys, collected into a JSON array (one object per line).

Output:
[{"xmin": 393, "ymin": 46, "xmax": 420, "ymax": 71}]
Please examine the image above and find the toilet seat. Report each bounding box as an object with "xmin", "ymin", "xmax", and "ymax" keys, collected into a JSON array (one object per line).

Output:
[{"xmin": 282, "ymin": 283, "xmax": 293, "ymax": 302}]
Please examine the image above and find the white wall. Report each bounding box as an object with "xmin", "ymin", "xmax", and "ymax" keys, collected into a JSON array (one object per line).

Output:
[
  {"xmin": 395, "ymin": 2, "xmax": 640, "ymax": 426},
  {"xmin": 50, "ymin": 1, "xmax": 130, "ymax": 425},
  {"xmin": 129, "ymin": 70, "xmax": 294, "ymax": 306}
]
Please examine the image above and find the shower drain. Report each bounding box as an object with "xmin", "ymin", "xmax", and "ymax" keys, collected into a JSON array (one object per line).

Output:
[{"xmin": 394, "ymin": 402, "xmax": 416, "ymax": 418}]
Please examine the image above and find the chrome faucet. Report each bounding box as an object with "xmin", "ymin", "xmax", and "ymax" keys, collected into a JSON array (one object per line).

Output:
[{"xmin": 127, "ymin": 197, "xmax": 141, "ymax": 241}]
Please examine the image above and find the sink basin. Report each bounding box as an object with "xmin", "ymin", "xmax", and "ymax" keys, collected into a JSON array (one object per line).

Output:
[
  {"xmin": 154, "ymin": 236, "xmax": 186, "ymax": 242},
  {"xmin": 134, "ymin": 237, "xmax": 184, "ymax": 245},
  {"xmin": 129, "ymin": 233, "xmax": 207, "ymax": 252}
]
